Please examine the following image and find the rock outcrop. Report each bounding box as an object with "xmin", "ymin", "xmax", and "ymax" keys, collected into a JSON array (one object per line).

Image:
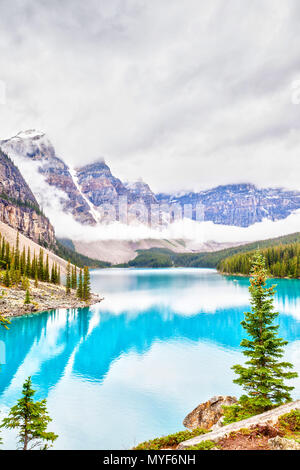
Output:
[
  {"xmin": 268, "ymin": 436, "xmax": 300, "ymax": 450},
  {"xmin": 178, "ymin": 400, "xmax": 300, "ymax": 449},
  {"xmin": 183, "ymin": 396, "xmax": 237, "ymax": 430},
  {"xmin": 0, "ymin": 148, "xmax": 55, "ymax": 247}
]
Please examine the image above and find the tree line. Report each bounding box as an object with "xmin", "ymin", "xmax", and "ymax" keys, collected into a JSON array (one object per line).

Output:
[
  {"xmin": 0, "ymin": 231, "xmax": 92, "ymax": 303},
  {"xmin": 0, "ymin": 232, "xmax": 61, "ymax": 289},
  {"xmin": 65, "ymin": 261, "xmax": 91, "ymax": 301},
  {"xmin": 218, "ymin": 242, "xmax": 300, "ymax": 278}
]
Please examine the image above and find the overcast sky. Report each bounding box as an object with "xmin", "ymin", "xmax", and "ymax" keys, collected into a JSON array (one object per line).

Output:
[{"xmin": 0, "ymin": 0, "xmax": 300, "ymax": 193}]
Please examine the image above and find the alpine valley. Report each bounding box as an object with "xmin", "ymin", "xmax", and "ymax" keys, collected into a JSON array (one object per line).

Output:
[{"xmin": 1, "ymin": 129, "xmax": 300, "ymax": 264}]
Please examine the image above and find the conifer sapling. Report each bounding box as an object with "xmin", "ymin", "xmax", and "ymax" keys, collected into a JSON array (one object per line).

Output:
[{"xmin": 1, "ymin": 376, "xmax": 58, "ymax": 450}]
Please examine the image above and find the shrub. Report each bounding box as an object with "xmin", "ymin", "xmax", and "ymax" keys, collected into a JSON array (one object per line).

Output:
[
  {"xmin": 186, "ymin": 440, "xmax": 216, "ymax": 450},
  {"xmin": 222, "ymin": 396, "xmax": 268, "ymax": 425},
  {"xmin": 278, "ymin": 410, "xmax": 300, "ymax": 433},
  {"xmin": 134, "ymin": 428, "xmax": 208, "ymax": 450}
]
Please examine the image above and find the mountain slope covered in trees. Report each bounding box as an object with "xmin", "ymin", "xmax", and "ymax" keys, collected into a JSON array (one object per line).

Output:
[
  {"xmin": 117, "ymin": 232, "xmax": 300, "ymax": 270},
  {"xmin": 218, "ymin": 243, "xmax": 300, "ymax": 278}
]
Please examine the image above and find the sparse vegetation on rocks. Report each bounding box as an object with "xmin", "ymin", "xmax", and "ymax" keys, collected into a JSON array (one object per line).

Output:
[{"xmin": 133, "ymin": 428, "xmax": 208, "ymax": 450}]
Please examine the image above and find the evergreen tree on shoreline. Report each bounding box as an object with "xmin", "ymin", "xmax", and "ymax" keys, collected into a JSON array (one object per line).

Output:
[
  {"xmin": 71, "ymin": 266, "xmax": 77, "ymax": 290},
  {"xmin": 1, "ymin": 377, "xmax": 58, "ymax": 450},
  {"xmin": 65, "ymin": 261, "xmax": 71, "ymax": 295},
  {"xmin": 83, "ymin": 266, "xmax": 91, "ymax": 301},
  {"xmin": 77, "ymin": 268, "xmax": 83, "ymax": 300},
  {"xmin": 0, "ymin": 231, "xmax": 75, "ymax": 290},
  {"xmin": 225, "ymin": 253, "xmax": 298, "ymax": 421},
  {"xmin": 24, "ymin": 289, "xmax": 31, "ymax": 305}
]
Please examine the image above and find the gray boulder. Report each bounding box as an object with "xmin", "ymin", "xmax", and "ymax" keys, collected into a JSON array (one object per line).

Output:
[
  {"xmin": 268, "ymin": 436, "xmax": 300, "ymax": 450},
  {"xmin": 183, "ymin": 396, "xmax": 237, "ymax": 430}
]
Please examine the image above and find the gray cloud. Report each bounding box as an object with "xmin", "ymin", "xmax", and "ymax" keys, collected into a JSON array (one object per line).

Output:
[{"xmin": 0, "ymin": 0, "xmax": 300, "ymax": 192}]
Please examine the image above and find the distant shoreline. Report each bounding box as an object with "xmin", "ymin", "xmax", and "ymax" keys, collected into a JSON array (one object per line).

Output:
[{"xmin": 219, "ymin": 271, "xmax": 300, "ymax": 281}]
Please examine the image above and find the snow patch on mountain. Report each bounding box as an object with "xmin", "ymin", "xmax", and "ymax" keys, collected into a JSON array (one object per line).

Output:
[
  {"xmin": 12, "ymin": 129, "xmax": 46, "ymax": 140},
  {"xmin": 69, "ymin": 166, "xmax": 102, "ymax": 223}
]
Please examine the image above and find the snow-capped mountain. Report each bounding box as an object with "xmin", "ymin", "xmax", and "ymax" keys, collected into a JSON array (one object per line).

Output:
[
  {"xmin": 1, "ymin": 130, "xmax": 300, "ymax": 232},
  {"xmin": 0, "ymin": 130, "xmax": 96, "ymax": 225}
]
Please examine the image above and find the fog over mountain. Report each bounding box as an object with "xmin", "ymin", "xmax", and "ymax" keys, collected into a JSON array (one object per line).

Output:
[
  {"xmin": 1, "ymin": 130, "xmax": 300, "ymax": 251},
  {"xmin": 1, "ymin": 1, "xmax": 300, "ymax": 193}
]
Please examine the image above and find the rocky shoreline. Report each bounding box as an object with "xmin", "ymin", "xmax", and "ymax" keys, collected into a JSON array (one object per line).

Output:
[{"xmin": 0, "ymin": 279, "xmax": 103, "ymax": 318}]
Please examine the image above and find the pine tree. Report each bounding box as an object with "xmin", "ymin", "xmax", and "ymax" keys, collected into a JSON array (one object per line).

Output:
[
  {"xmin": 77, "ymin": 268, "xmax": 83, "ymax": 300},
  {"xmin": 4, "ymin": 265, "xmax": 10, "ymax": 287},
  {"xmin": 4, "ymin": 242, "xmax": 10, "ymax": 267},
  {"xmin": 20, "ymin": 247, "xmax": 26, "ymax": 275},
  {"xmin": 26, "ymin": 247, "xmax": 31, "ymax": 277},
  {"xmin": 83, "ymin": 266, "xmax": 91, "ymax": 301},
  {"xmin": 1, "ymin": 377, "xmax": 58, "ymax": 450},
  {"xmin": 38, "ymin": 248, "xmax": 44, "ymax": 281},
  {"xmin": 71, "ymin": 266, "xmax": 77, "ymax": 290},
  {"xmin": 21, "ymin": 276, "xmax": 30, "ymax": 291},
  {"xmin": 24, "ymin": 289, "xmax": 31, "ymax": 305},
  {"xmin": 65, "ymin": 261, "xmax": 71, "ymax": 295},
  {"xmin": 31, "ymin": 253, "xmax": 37, "ymax": 278},
  {"xmin": 44, "ymin": 255, "xmax": 50, "ymax": 283},
  {"xmin": 230, "ymin": 252, "xmax": 298, "ymax": 417},
  {"xmin": 9, "ymin": 255, "xmax": 16, "ymax": 285},
  {"xmin": 14, "ymin": 232, "xmax": 20, "ymax": 271},
  {"xmin": 34, "ymin": 270, "xmax": 38, "ymax": 288},
  {"xmin": 51, "ymin": 263, "xmax": 55, "ymax": 284}
]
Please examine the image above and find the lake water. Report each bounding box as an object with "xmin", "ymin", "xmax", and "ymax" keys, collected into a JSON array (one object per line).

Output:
[{"xmin": 0, "ymin": 268, "xmax": 299, "ymax": 449}]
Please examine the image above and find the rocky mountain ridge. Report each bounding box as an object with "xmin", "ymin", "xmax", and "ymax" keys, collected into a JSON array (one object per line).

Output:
[
  {"xmin": 0, "ymin": 147, "xmax": 55, "ymax": 247},
  {"xmin": 0, "ymin": 130, "xmax": 96, "ymax": 226},
  {"xmin": 1, "ymin": 130, "xmax": 300, "ymax": 230}
]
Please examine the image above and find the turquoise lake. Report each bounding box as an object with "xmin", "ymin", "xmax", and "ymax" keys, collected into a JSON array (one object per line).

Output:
[{"xmin": 0, "ymin": 268, "xmax": 299, "ymax": 449}]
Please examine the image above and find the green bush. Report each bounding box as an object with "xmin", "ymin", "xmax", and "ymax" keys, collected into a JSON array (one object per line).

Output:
[
  {"xmin": 186, "ymin": 440, "xmax": 216, "ymax": 450},
  {"xmin": 222, "ymin": 396, "xmax": 271, "ymax": 425},
  {"xmin": 278, "ymin": 410, "xmax": 300, "ymax": 433},
  {"xmin": 134, "ymin": 428, "xmax": 208, "ymax": 450}
]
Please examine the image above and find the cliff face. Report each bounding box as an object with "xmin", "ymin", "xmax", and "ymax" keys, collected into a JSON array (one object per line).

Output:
[
  {"xmin": 157, "ymin": 184, "xmax": 300, "ymax": 227},
  {"xmin": 76, "ymin": 161, "xmax": 127, "ymax": 206},
  {"xmin": 0, "ymin": 148, "xmax": 55, "ymax": 246},
  {"xmin": 0, "ymin": 130, "xmax": 96, "ymax": 226},
  {"xmin": 75, "ymin": 162, "xmax": 157, "ymax": 223}
]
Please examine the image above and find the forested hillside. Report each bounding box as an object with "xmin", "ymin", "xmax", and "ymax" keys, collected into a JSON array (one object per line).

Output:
[
  {"xmin": 218, "ymin": 243, "xmax": 300, "ymax": 278},
  {"xmin": 116, "ymin": 233, "xmax": 300, "ymax": 269}
]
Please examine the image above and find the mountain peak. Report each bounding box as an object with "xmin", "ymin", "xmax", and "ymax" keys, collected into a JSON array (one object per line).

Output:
[
  {"xmin": 76, "ymin": 160, "xmax": 112, "ymax": 176},
  {"xmin": 14, "ymin": 129, "xmax": 45, "ymax": 139}
]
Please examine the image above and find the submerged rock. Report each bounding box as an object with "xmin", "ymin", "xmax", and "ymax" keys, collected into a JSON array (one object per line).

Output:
[{"xmin": 183, "ymin": 396, "xmax": 237, "ymax": 430}]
